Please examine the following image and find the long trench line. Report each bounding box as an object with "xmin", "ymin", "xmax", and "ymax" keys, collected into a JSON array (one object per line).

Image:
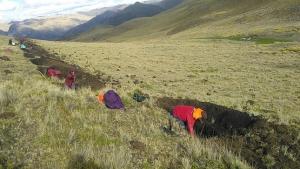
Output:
[{"xmin": 21, "ymin": 41, "xmax": 110, "ymax": 90}]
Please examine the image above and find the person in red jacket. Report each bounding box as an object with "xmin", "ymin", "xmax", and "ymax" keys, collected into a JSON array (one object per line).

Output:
[
  {"xmin": 65, "ymin": 70, "xmax": 76, "ymax": 89},
  {"xmin": 170, "ymin": 105, "xmax": 207, "ymax": 136},
  {"xmin": 46, "ymin": 67, "xmax": 61, "ymax": 78}
]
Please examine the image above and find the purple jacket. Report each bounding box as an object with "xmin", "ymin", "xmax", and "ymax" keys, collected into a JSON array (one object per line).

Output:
[{"xmin": 104, "ymin": 90, "xmax": 124, "ymax": 109}]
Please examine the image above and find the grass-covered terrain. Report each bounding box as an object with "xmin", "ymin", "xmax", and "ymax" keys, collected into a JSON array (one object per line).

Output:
[
  {"xmin": 1, "ymin": 36, "xmax": 252, "ymax": 168},
  {"xmin": 39, "ymin": 39, "xmax": 300, "ymax": 125},
  {"xmin": 36, "ymin": 37, "xmax": 300, "ymax": 168},
  {"xmin": 1, "ymin": 0, "xmax": 300, "ymax": 168},
  {"xmin": 1, "ymin": 23, "xmax": 300, "ymax": 169}
]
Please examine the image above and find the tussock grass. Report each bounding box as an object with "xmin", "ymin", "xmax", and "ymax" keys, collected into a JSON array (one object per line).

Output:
[
  {"xmin": 0, "ymin": 75, "xmax": 251, "ymax": 168},
  {"xmin": 35, "ymin": 37, "xmax": 300, "ymax": 168},
  {"xmin": 39, "ymin": 39, "xmax": 300, "ymax": 126},
  {"xmin": 1, "ymin": 0, "xmax": 299, "ymax": 167},
  {"xmin": 2, "ymin": 30, "xmax": 300, "ymax": 168},
  {"xmin": 0, "ymin": 36, "xmax": 252, "ymax": 168}
]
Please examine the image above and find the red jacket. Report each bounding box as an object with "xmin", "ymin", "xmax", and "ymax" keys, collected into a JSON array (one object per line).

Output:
[
  {"xmin": 65, "ymin": 72, "xmax": 75, "ymax": 88},
  {"xmin": 172, "ymin": 105, "xmax": 195, "ymax": 136},
  {"xmin": 47, "ymin": 68, "xmax": 61, "ymax": 77}
]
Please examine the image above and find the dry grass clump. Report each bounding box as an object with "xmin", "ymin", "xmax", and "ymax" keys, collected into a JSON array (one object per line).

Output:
[{"xmin": 0, "ymin": 86, "xmax": 17, "ymax": 107}]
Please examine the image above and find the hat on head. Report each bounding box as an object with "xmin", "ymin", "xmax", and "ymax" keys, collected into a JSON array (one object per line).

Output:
[{"xmin": 193, "ymin": 108, "xmax": 204, "ymax": 120}]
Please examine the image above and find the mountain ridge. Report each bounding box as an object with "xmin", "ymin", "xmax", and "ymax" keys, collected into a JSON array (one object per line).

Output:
[{"xmin": 62, "ymin": 2, "xmax": 167, "ymax": 40}]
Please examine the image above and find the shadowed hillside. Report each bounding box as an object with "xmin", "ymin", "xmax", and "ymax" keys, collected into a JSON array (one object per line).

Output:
[
  {"xmin": 73, "ymin": 0, "xmax": 300, "ymax": 42},
  {"xmin": 62, "ymin": 1, "xmax": 182, "ymax": 40}
]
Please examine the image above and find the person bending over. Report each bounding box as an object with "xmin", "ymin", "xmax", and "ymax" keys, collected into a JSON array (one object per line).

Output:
[{"xmin": 169, "ymin": 105, "xmax": 207, "ymax": 136}]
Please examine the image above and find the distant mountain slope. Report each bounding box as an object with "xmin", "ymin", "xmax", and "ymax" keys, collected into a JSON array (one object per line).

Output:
[
  {"xmin": 73, "ymin": 0, "xmax": 300, "ymax": 42},
  {"xmin": 0, "ymin": 30, "xmax": 7, "ymax": 36},
  {"xmin": 0, "ymin": 23, "xmax": 10, "ymax": 32},
  {"xmin": 8, "ymin": 16, "xmax": 89, "ymax": 40},
  {"xmin": 78, "ymin": 4, "xmax": 128, "ymax": 16},
  {"xmin": 108, "ymin": 2, "xmax": 163, "ymax": 26},
  {"xmin": 63, "ymin": 2, "xmax": 164, "ymax": 39},
  {"xmin": 62, "ymin": 11, "xmax": 119, "ymax": 39},
  {"xmin": 6, "ymin": 5, "xmax": 125, "ymax": 40}
]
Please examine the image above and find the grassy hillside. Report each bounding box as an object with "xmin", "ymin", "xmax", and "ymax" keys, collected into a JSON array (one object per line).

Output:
[
  {"xmin": 2, "ymin": 10, "xmax": 300, "ymax": 166},
  {"xmin": 74, "ymin": 0, "xmax": 300, "ymax": 42},
  {"xmin": 39, "ymin": 39, "xmax": 300, "ymax": 126},
  {"xmin": 38, "ymin": 37, "xmax": 300, "ymax": 169},
  {"xmin": 63, "ymin": 1, "xmax": 183, "ymax": 40},
  {"xmin": 1, "ymin": 36, "xmax": 252, "ymax": 168},
  {"xmin": 73, "ymin": 25, "xmax": 114, "ymax": 41},
  {"xmin": 1, "ymin": 1, "xmax": 300, "ymax": 168}
]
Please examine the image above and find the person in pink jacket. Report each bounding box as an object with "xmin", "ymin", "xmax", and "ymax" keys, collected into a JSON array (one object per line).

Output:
[
  {"xmin": 65, "ymin": 70, "xmax": 76, "ymax": 89},
  {"xmin": 170, "ymin": 105, "xmax": 207, "ymax": 136},
  {"xmin": 46, "ymin": 67, "xmax": 61, "ymax": 78}
]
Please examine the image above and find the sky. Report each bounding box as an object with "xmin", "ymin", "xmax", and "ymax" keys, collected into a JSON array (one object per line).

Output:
[{"xmin": 0, "ymin": 0, "xmax": 148, "ymax": 22}]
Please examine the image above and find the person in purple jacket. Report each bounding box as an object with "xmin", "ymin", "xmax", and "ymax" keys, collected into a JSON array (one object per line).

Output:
[{"xmin": 98, "ymin": 90, "xmax": 124, "ymax": 110}]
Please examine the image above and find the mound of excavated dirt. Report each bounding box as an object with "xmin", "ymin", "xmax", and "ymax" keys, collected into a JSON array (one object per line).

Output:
[
  {"xmin": 21, "ymin": 42, "xmax": 109, "ymax": 90},
  {"xmin": 157, "ymin": 97, "xmax": 300, "ymax": 169}
]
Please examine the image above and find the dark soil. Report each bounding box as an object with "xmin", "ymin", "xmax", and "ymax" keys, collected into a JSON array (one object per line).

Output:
[
  {"xmin": 157, "ymin": 97, "xmax": 300, "ymax": 169},
  {"xmin": 22, "ymin": 41, "xmax": 109, "ymax": 90},
  {"xmin": 0, "ymin": 56, "xmax": 10, "ymax": 61}
]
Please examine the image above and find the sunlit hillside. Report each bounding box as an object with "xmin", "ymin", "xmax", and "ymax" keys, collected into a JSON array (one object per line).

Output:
[{"xmin": 74, "ymin": 0, "xmax": 300, "ymax": 42}]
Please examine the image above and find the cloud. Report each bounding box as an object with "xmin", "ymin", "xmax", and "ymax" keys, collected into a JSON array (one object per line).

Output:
[
  {"xmin": 0, "ymin": 0, "xmax": 144, "ymax": 22},
  {"xmin": 0, "ymin": 0, "xmax": 18, "ymax": 11}
]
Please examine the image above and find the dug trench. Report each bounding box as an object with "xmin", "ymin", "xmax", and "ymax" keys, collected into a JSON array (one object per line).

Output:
[
  {"xmin": 157, "ymin": 97, "xmax": 300, "ymax": 169},
  {"xmin": 21, "ymin": 41, "xmax": 113, "ymax": 90}
]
